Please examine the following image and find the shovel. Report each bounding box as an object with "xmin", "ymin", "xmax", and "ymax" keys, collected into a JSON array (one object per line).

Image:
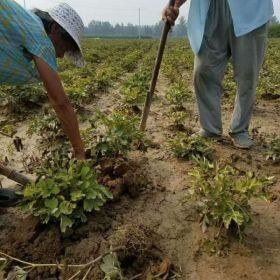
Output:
[
  {"xmin": 0, "ymin": 163, "xmax": 31, "ymax": 207},
  {"xmin": 0, "ymin": 163, "xmax": 31, "ymax": 187},
  {"xmin": 140, "ymin": 0, "xmax": 176, "ymax": 131}
]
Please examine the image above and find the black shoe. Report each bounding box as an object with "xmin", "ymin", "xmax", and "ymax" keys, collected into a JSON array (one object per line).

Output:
[{"xmin": 0, "ymin": 189, "xmax": 22, "ymax": 207}]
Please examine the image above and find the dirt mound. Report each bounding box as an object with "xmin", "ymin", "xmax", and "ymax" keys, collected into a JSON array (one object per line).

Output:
[
  {"xmin": 98, "ymin": 157, "xmax": 148, "ymax": 199},
  {"xmin": 2, "ymin": 218, "xmax": 61, "ymax": 280}
]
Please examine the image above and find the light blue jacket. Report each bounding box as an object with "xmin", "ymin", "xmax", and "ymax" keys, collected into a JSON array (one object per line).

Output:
[{"xmin": 186, "ymin": 0, "xmax": 274, "ymax": 54}]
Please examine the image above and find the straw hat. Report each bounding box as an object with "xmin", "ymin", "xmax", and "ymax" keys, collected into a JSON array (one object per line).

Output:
[{"xmin": 45, "ymin": 3, "xmax": 85, "ymax": 67}]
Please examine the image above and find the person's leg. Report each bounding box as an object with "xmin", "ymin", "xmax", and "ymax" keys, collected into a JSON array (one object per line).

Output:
[
  {"xmin": 194, "ymin": 0, "xmax": 231, "ymax": 137},
  {"xmin": 229, "ymin": 24, "xmax": 268, "ymax": 147}
]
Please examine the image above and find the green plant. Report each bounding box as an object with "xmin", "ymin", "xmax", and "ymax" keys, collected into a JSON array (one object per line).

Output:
[
  {"xmin": 265, "ymin": 134, "xmax": 280, "ymax": 163},
  {"xmin": 100, "ymin": 252, "xmax": 122, "ymax": 280},
  {"xmin": 21, "ymin": 160, "xmax": 112, "ymax": 232},
  {"xmin": 165, "ymin": 82, "xmax": 191, "ymax": 108},
  {"xmin": 0, "ymin": 124, "xmax": 16, "ymax": 137},
  {"xmin": 120, "ymin": 71, "xmax": 150, "ymax": 107},
  {"xmin": 0, "ymin": 84, "xmax": 46, "ymax": 113},
  {"xmin": 27, "ymin": 110, "xmax": 62, "ymax": 140},
  {"xmin": 186, "ymin": 157, "xmax": 273, "ymax": 238},
  {"xmin": 169, "ymin": 133, "xmax": 214, "ymax": 160},
  {"xmin": 170, "ymin": 111, "xmax": 189, "ymax": 126},
  {"xmin": 85, "ymin": 111, "xmax": 150, "ymax": 157}
]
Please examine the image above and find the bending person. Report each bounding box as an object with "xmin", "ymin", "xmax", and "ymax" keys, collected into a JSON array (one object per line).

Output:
[
  {"xmin": 0, "ymin": 0, "xmax": 86, "ymax": 159},
  {"xmin": 0, "ymin": 0, "xmax": 87, "ymax": 206}
]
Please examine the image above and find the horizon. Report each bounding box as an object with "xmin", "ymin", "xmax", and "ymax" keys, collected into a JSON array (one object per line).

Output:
[{"xmin": 15, "ymin": 0, "xmax": 280, "ymax": 26}]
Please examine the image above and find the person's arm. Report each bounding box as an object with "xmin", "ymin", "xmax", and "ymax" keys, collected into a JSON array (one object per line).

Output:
[
  {"xmin": 162, "ymin": 0, "xmax": 187, "ymax": 26},
  {"xmin": 33, "ymin": 56, "xmax": 85, "ymax": 160}
]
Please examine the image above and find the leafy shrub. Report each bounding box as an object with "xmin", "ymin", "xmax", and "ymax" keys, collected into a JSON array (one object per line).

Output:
[
  {"xmin": 93, "ymin": 66, "xmax": 120, "ymax": 92},
  {"xmin": 120, "ymin": 50, "xmax": 142, "ymax": 72},
  {"xmin": 169, "ymin": 133, "xmax": 214, "ymax": 160},
  {"xmin": 64, "ymin": 84, "xmax": 89, "ymax": 108},
  {"xmin": 265, "ymin": 134, "xmax": 280, "ymax": 163},
  {"xmin": 27, "ymin": 110, "xmax": 62, "ymax": 140},
  {"xmin": 21, "ymin": 160, "xmax": 112, "ymax": 232},
  {"xmin": 0, "ymin": 85, "xmax": 46, "ymax": 113},
  {"xmin": 170, "ymin": 111, "xmax": 189, "ymax": 126},
  {"xmin": 120, "ymin": 71, "xmax": 150, "ymax": 106},
  {"xmin": 84, "ymin": 111, "xmax": 150, "ymax": 157},
  {"xmin": 165, "ymin": 82, "xmax": 191, "ymax": 108},
  {"xmin": 186, "ymin": 157, "xmax": 273, "ymax": 238}
]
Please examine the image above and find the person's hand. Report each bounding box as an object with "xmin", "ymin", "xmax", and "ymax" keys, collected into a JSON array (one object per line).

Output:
[{"xmin": 162, "ymin": 4, "xmax": 180, "ymax": 26}]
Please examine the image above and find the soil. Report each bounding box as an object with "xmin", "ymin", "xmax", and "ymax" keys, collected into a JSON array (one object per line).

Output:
[{"xmin": 0, "ymin": 67, "xmax": 280, "ymax": 279}]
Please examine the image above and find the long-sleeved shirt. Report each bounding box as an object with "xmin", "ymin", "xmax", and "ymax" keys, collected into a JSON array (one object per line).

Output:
[
  {"xmin": 186, "ymin": 0, "xmax": 274, "ymax": 54},
  {"xmin": 0, "ymin": 0, "xmax": 57, "ymax": 85}
]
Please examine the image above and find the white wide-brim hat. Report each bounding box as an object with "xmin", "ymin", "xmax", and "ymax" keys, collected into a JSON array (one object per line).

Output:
[{"xmin": 45, "ymin": 3, "xmax": 85, "ymax": 67}]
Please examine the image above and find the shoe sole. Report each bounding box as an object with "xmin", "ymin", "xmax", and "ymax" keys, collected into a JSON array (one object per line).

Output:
[{"xmin": 231, "ymin": 139, "xmax": 253, "ymax": 149}]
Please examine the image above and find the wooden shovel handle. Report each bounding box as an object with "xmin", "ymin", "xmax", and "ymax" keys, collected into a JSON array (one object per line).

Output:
[
  {"xmin": 139, "ymin": 0, "xmax": 176, "ymax": 131},
  {"xmin": 0, "ymin": 163, "xmax": 31, "ymax": 187}
]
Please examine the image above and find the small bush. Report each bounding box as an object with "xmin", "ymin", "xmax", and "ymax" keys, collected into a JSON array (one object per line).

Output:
[
  {"xmin": 185, "ymin": 157, "xmax": 273, "ymax": 238},
  {"xmin": 169, "ymin": 133, "xmax": 214, "ymax": 160},
  {"xmin": 120, "ymin": 71, "xmax": 150, "ymax": 107},
  {"xmin": 21, "ymin": 160, "xmax": 112, "ymax": 233},
  {"xmin": 165, "ymin": 81, "xmax": 191, "ymax": 108},
  {"xmin": 27, "ymin": 110, "xmax": 62, "ymax": 140},
  {"xmin": 84, "ymin": 111, "xmax": 150, "ymax": 157},
  {"xmin": 265, "ymin": 134, "xmax": 280, "ymax": 163}
]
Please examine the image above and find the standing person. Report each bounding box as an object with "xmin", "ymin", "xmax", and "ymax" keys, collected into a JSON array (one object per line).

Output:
[
  {"xmin": 0, "ymin": 0, "xmax": 85, "ymax": 159},
  {"xmin": 163, "ymin": 0, "xmax": 274, "ymax": 149}
]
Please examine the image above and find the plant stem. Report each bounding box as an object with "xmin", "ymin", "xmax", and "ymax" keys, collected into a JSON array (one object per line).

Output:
[
  {"xmin": 129, "ymin": 273, "xmax": 142, "ymax": 280},
  {"xmin": 0, "ymin": 246, "xmax": 124, "ymax": 269},
  {"xmin": 82, "ymin": 267, "xmax": 92, "ymax": 280},
  {"xmin": 67, "ymin": 270, "xmax": 81, "ymax": 280}
]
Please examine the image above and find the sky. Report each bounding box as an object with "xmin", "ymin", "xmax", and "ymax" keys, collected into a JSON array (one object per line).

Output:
[{"xmin": 15, "ymin": 0, "xmax": 280, "ymax": 26}]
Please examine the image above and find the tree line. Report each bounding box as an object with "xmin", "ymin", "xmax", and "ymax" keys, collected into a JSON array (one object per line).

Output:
[
  {"xmin": 269, "ymin": 16, "xmax": 280, "ymax": 38},
  {"xmin": 84, "ymin": 17, "xmax": 188, "ymax": 38},
  {"xmin": 84, "ymin": 16, "xmax": 280, "ymax": 38}
]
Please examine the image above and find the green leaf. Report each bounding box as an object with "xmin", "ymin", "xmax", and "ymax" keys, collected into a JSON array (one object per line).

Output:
[
  {"xmin": 232, "ymin": 210, "xmax": 244, "ymax": 226},
  {"xmin": 85, "ymin": 188, "xmax": 98, "ymax": 199},
  {"xmin": 59, "ymin": 201, "xmax": 76, "ymax": 215},
  {"xmin": 44, "ymin": 197, "xmax": 58, "ymax": 209},
  {"xmin": 83, "ymin": 199, "xmax": 94, "ymax": 212},
  {"xmin": 80, "ymin": 166, "xmax": 90, "ymax": 178},
  {"xmin": 0, "ymin": 257, "xmax": 7, "ymax": 271},
  {"xmin": 14, "ymin": 266, "xmax": 28, "ymax": 280},
  {"xmin": 223, "ymin": 213, "xmax": 233, "ymax": 229},
  {"xmin": 100, "ymin": 253, "xmax": 121, "ymax": 279},
  {"xmin": 60, "ymin": 215, "xmax": 73, "ymax": 233},
  {"xmin": 100, "ymin": 186, "xmax": 113, "ymax": 199},
  {"xmin": 70, "ymin": 190, "xmax": 85, "ymax": 201}
]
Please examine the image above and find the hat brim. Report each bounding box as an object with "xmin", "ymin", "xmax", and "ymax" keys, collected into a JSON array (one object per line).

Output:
[
  {"xmin": 66, "ymin": 46, "xmax": 85, "ymax": 67},
  {"xmin": 40, "ymin": 8, "xmax": 85, "ymax": 67},
  {"xmin": 55, "ymin": 21, "xmax": 85, "ymax": 67}
]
